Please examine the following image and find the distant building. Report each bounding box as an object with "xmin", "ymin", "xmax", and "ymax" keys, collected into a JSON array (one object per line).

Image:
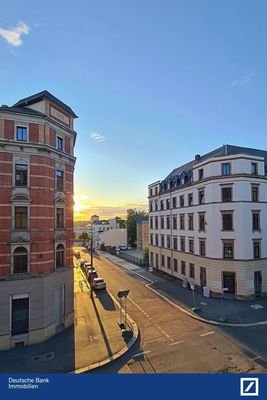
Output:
[
  {"xmin": 99, "ymin": 229, "xmax": 127, "ymax": 248},
  {"xmin": 148, "ymin": 144, "xmax": 267, "ymax": 299},
  {"xmin": 136, "ymin": 217, "xmax": 149, "ymax": 250},
  {"xmin": 0, "ymin": 90, "xmax": 77, "ymax": 350},
  {"xmin": 89, "ymin": 218, "xmax": 120, "ymax": 248},
  {"xmin": 74, "ymin": 225, "xmax": 89, "ymax": 239},
  {"xmin": 91, "ymin": 215, "xmax": 99, "ymax": 224}
]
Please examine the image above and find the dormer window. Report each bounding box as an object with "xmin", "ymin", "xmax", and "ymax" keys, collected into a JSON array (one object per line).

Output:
[
  {"xmin": 198, "ymin": 169, "xmax": 203, "ymax": 180},
  {"xmin": 251, "ymin": 162, "xmax": 258, "ymax": 175}
]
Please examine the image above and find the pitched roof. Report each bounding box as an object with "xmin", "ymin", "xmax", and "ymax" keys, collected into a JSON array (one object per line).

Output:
[
  {"xmin": 0, "ymin": 105, "xmax": 46, "ymax": 117},
  {"xmin": 13, "ymin": 90, "xmax": 78, "ymax": 118}
]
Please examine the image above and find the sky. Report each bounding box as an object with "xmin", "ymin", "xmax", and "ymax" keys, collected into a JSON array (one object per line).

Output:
[{"xmin": 1, "ymin": 1, "xmax": 267, "ymax": 221}]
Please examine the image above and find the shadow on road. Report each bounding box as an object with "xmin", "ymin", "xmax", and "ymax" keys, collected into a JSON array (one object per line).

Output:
[
  {"xmin": 94, "ymin": 290, "xmax": 116, "ymax": 311},
  {"xmin": 91, "ymin": 294, "xmax": 113, "ymax": 358}
]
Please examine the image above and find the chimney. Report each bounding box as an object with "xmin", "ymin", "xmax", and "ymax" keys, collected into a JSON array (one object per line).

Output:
[{"xmin": 195, "ymin": 154, "xmax": 201, "ymax": 161}]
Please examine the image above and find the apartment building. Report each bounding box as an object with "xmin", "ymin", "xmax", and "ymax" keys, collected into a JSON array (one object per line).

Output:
[
  {"xmin": 0, "ymin": 90, "xmax": 77, "ymax": 350},
  {"xmin": 148, "ymin": 145, "xmax": 267, "ymax": 299},
  {"xmin": 136, "ymin": 217, "xmax": 149, "ymax": 250}
]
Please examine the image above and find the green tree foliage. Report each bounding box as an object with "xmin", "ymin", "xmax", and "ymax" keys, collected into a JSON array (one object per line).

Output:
[
  {"xmin": 142, "ymin": 246, "xmax": 149, "ymax": 267},
  {"xmin": 79, "ymin": 232, "xmax": 89, "ymax": 242},
  {"xmin": 100, "ymin": 242, "xmax": 106, "ymax": 251},
  {"xmin": 127, "ymin": 209, "xmax": 148, "ymax": 247},
  {"xmin": 115, "ymin": 216, "xmax": 126, "ymax": 228}
]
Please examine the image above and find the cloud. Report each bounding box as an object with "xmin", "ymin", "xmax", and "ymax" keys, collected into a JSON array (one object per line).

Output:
[
  {"xmin": 0, "ymin": 21, "xmax": 30, "ymax": 47},
  {"xmin": 230, "ymin": 72, "xmax": 255, "ymax": 88},
  {"xmin": 90, "ymin": 132, "xmax": 106, "ymax": 142}
]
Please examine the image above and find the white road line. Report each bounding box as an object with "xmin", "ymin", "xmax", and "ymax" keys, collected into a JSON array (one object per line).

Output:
[
  {"xmin": 200, "ymin": 331, "xmax": 215, "ymax": 337},
  {"xmin": 132, "ymin": 350, "xmax": 151, "ymax": 358},
  {"xmin": 169, "ymin": 340, "xmax": 185, "ymax": 346}
]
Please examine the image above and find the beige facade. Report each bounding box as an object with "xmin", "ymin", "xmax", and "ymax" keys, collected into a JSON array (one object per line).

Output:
[{"xmin": 148, "ymin": 145, "xmax": 267, "ymax": 299}]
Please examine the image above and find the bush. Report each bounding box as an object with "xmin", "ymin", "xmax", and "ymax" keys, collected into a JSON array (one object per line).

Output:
[{"xmin": 100, "ymin": 243, "xmax": 106, "ymax": 251}]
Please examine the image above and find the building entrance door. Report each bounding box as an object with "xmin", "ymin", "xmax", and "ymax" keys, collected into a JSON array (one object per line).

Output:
[
  {"xmin": 254, "ymin": 271, "xmax": 262, "ymax": 297},
  {"xmin": 200, "ymin": 267, "xmax": 207, "ymax": 287},
  {"xmin": 223, "ymin": 272, "xmax": 235, "ymax": 294}
]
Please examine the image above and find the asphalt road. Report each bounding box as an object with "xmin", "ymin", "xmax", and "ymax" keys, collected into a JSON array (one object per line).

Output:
[{"xmin": 75, "ymin": 247, "xmax": 267, "ymax": 374}]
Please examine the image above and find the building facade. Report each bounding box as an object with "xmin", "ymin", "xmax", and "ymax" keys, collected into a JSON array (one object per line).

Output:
[
  {"xmin": 148, "ymin": 145, "xmax": 267, "ymax": 299},
  {"xmin": 136, "ymin": 217, "xmax": 149, "ymax": 250},
  {"xmin": 0, "ymin": 91, "xmax": 77, "ymax": 350}
]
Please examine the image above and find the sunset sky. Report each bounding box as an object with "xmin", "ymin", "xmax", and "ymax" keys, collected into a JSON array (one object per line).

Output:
[{"xmin": 1, "ymin": 1, "xmax": 267, "ymax": 221}]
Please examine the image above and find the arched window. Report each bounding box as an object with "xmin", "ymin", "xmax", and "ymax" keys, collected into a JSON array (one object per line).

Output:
[
  {"xmin": 13, "ymin": 247, "xmax": 28, "ymax": 273},
  {"xmin": 56, "ymin": 244, "xmax": 65, "ymax": 268}
]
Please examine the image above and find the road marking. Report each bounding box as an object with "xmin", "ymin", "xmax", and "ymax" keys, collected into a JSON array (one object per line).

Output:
[
  {"xmin": 132, "ymin": 350, "xmax": 151, "ymax": 358},
  {"xmin": 169, "ymin": 340, "xmax": 185, "ymax": 346},
  {"xmin": 200, "ymin": 331, "xmax": 215, "ymax": 337}
]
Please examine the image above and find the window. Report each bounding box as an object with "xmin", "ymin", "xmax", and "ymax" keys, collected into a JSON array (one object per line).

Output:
[
  {"xmin": 174, "ymin": 258, "xmax": 178, "ymax": 272},
  {"xmin": 150, "ymin": 217, "xmax": 153, "ymax": 229},
  {"xmin": 150, "ymin": 234, "xmax": 153, "ymax": 245},
  {"xmin": 180, "ymin": 236, "xmax": 185, "ymax": 251},
  {"xmin": 189, "ymin": 239, "xmax": 194, "ymax": 253},
  {"xmin": 166, "ymin": 199, "xmax": 170, "ymax": 210},
  {"xmin": 12, "ymin": 296, "xmax": 29, "ymax": 336},
  {"xmin": 179, "ymin": 195, "xmax": 184, "ymax": 207},
  {"xmin": 189, "ymin": 263, "xmax": 195, "ymax": 279},
  {"xmin": 56, "ymin": 170, "xmax": 64, "ymax": 191},
  {"xmin": 180, "ymin": 214, "xmax": 185, "ymax": 230},
  {"xmin": 150, "ymin": 188, "xmax": 153, "ymax": 196},
  {"xmin": 155, "ymin": 234, "xmax": 158, "ymax": 246},
  {"xmin": 198, "ymin": 189, "xmax": 205, "ymax": 204},
  {"xmin": 188, "ymin": 214, "xmax": 194, "ymax": 230},
  {"xmin": 155, "ymin": 217, "xmax": 158, "ymax": 229},
  {"xmin": 173, "ymin": 215, "xmax": 177, "ymax": 230},
  {"xmin": 188, "ymin": 193, "xmax": 193, "ymax": 206},
  {"xmin": 222, "ymin": 187, "xmax": 232, "ymax": 202},
  {"xmin": 155, "ymin": 201, "xmax": 158, "ymax": 211},
  {"xmin": 149, "ymin": 202, "xmax": 153, "ymax": 212},
  {"xmin": 155, "ymin": 254, "xmax": 159, "ymax": 268},
  {"xmin": 222, "ymin": 163, "xmax": 231, "ymax": 176},
  {"xmin": 252, "ymin": 211, "xmax": 260, "ymax": 231},
  {"xmin": 253, "ymin": 240, "xmax": 261, "ymax": 259},
  {"xmin": 13, "ymin": 247, "xmax": 28, "ymax": 273},
  {"xmin": 251, "ymin": 162, "xmax": 258, "ymax": 175},
  {"xmin": 198, "ymin": 169, "xmax": 203, "ymax": 180},
  {"xmin": 161, "ymin": 235, "xmax": 164, "ymax": 247},
  {"xmin": 222, "ymin": 213, "xmax": 233, "ymax": 231},
  {"xmin": 15, "ymin": 164, "xmax": 28, "ymax": 186},
  {"xmin": 155, "ymin": 187, "xmax": 158, "ymax": 195},
  {"xmin": 173, "ymin": 236, "xmax": 178, "ymax": 250},
  {"xmin": 160, "ymin": 200, "xmax": 164, "ymax": 210},
  {"xmin": 172, "ymin": 197, "xmax": 177, "ymax": 209},
  {"xmin": 223, "ymin": 241, "xmax": 234, "ymax": 259},
  {"xmin": 161, "ymin": 255, "xmax": 165, "ymax": 267},
  {"xmin": 167, "ymin": 235, "xmax": 171, "ymax": 249},
  {"xmin": 166, "ymin": 216, "xmax": 170, "ymax": 229},
  {"xmin": 160, "ymin": 216, "xmax": 164, "ymax": 229},
  {"xmin": 251, "ymin": 185, "xmax": 259, "ymax": 202},
  {"xmin": 181, "ymin": 261, "xmax": 186, "ymax": 275},
  {"xmin": 16, "ymin": 126, "xmax": 27, "ymax": 142},
  {"xmin": 15, "ymin": 206, "xmax": 28, "ymax": 229},
  {"xmin": 199, "ymin": 213, "xmax": 205, "ymax": 231},
  {"xmin": 56, "ymin": 244, "xmax": 65, "ymax": 268},
  {"xmin": 167, "ymin": 256, "xmax": 171, "ymax": 269},
  {"xmin": 56, "ymin": 208, "xmax": 64, "ymax": 229},
  {"xmin": 199, "ymin": 239, "xmax": 206, "ymax": 256},
  {"xmin": 56, "ymin": 136, "xmax": 63, "ymax": 151}
]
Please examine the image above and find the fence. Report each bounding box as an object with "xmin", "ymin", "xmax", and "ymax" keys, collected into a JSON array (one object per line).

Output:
[{"xmin": 107, "ymin": 248, "xmax": 146, "ymax": 267}]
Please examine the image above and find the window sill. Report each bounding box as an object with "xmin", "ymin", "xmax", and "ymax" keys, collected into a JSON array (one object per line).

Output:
[{"xmin": 11, "ymin": 333, "xmax": 28, "ymax": 340}]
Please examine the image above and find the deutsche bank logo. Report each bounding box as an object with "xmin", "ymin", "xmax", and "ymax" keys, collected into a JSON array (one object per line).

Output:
[{"xmin": 240, "ymin": 378, "xmax": 259, "ymax": 397}]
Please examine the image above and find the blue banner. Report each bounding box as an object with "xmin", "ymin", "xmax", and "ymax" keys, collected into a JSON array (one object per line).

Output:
[{"xmin": 0, "ymin": 374, "xmax": 266, "ymax": 400}]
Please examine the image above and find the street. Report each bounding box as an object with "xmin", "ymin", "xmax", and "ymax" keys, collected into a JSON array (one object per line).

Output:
[{"xmin": 74, "ymin": 246, "xmax": 267, "ymax": 373}]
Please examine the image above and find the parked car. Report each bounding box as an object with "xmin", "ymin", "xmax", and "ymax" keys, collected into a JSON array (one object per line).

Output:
[
  {"xmin": 127, "ymin": 245, "xmax": 132, "ymax": 250},
  {"xmin": 119, "ymin": 245, "xmax": 128, "ymax": 250},
  {"xmin": 88, "ymin": 270, "xmax": 98, "ymax": 283},
  {"xmin": 92, "ymin": 277, "xmax": 106, "ymax": 290}
]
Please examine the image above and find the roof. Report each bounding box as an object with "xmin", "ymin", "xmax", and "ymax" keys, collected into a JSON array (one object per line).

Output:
[
  {"xmin": 13, "ymin": 90, "xmax": 78, "ymax": 118},
  {"xmin": 136, "ymin": 216, "xmax": 149, "ymax": 224},
  {"xmin": 165, "ymin": 144, "xmax": 267, "ymax": 181},
  {"xmin": 0, "ymin": 105, "xmax": 46, "ymax": 117}
]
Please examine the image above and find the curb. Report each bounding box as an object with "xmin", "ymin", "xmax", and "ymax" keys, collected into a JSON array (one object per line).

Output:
[
  {"xmin": 72, "ymin": 263, "xmax": 139, "ymax": 374},
  {"xmin": 100, "ymin": 253, "xmax": 267, "ymax": 329}
]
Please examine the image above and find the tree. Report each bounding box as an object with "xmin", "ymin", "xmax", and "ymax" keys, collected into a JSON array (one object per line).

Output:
[
  {"xmin": 115, "ymin": 216, "xmax": 126, "ymax": 229},
  {"xmin": 127, "ymin": 209, "xmax": 148, "ymax": 247},
  {"xmin": 100, "ymin": 242, "xmax": 106, "ymax": 251},
  {"xmin": 142, "ymin": 246, "xmax": 149, "ymax": 267},
  {"xmin": 78, "ymin": 232, "xmax": 89, "ymax": 242}
]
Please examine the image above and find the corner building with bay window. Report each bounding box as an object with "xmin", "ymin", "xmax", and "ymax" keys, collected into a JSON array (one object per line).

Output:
[
  {"xmin": 148, "ymin": 145, "xmax": 267, "ymax": 299},
  {"xmin": 0, "ymin": 91, "xmax": 77, "ymax": 350}
]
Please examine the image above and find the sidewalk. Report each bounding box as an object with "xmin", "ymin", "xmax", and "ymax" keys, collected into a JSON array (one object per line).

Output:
[
  {"xmin": 100, "ymin": 251, "xmax": 267, "ymax": 327},
  {"xmin": 0, "ymin": 267, "xmax": 138, "ymax": 373}
]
